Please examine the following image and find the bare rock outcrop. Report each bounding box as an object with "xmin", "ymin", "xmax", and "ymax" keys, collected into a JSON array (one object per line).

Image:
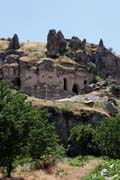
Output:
[
  {"xmin": 69, "ymin": 36, "xmax": 82, "ymax": 50},
  {"xmin": 9, "ymin": 34, "xmax": 20, "ymax": 50},
  {"xmin": 57, "ymin": 30, "xmax": 67, "ymax": 53},
  {"xmin": 47, "ymin": 29, "xmax": 66, "ymax": 58},
  {"xmin": 106, "ymin": 101, "xmax": 118, "ymax": 116},
  {"xmin": 97, "ymin": 39, "xmax": 105, "ymax": 54},
  {"xmin": 81, "ymin": 38, "xmax": 86, "ymax": 50}
]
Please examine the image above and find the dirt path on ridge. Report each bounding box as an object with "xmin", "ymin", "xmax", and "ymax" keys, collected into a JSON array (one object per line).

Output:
[{"xmin": 54, "ymin": 160, "xmax": 99, "ymax": 180}]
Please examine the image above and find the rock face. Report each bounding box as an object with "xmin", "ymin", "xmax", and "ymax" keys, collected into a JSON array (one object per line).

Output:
[
  {"xmin": 46, "ymin": 30, "xmax": 87, "ymax": 59},
  {"xmin": 69, "ymin": 36, "xmax": 81, "ymax": 50},
  {"xmin": 44, "ymin": 107, "xmax": 108, "ymax": 145},
  {"xmin": 47, "ymin": 29, "xmax": 66, "ymax": 58},
  {"xmin": 9, "ymin": 34, "xmax": 20, "ymax": 50},
  {"xmin": 0, "ymin": 29, "xmax": 120, "ymax": 100}
]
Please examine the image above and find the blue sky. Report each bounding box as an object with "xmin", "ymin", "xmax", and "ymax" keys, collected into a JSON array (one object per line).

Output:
[{"xmin": 0, "ymin": 0, "xmax": 120, "ymax": 53}]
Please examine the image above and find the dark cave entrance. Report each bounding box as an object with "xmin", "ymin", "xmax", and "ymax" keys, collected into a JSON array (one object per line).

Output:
[
  {"xmin": 13, "ymin": 78, "xmax": 21, "ymax": 89},
  {"xmin": 72, "ymin": 83, "xmax": 79, "ymax": 95}
]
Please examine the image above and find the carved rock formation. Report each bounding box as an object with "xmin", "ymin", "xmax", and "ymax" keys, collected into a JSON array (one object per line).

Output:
[
  {"xmin": 69, "ymin": 36, "xmax": 81, "ymax": 50},
  {"xmin": 57, "ymin": 30, "xmax": 67, "ymax": 53},
  {"xmin": 9, "ymin": 34, "xmax": 20, "ymax": 50},
  {"xmin": 47, "ymin": 29, "xmax": 66, "ymax": 58},
  {"xmin": 97, "ymin": 38, "xmax": 105, "ymax": 52},
  {"xmin": 81, "ymin": 38, "xmax": 86, "ymax": 50}
]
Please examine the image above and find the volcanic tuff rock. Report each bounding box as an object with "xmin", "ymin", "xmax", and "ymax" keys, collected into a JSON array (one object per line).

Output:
[
  {"xmin": 9, "ymin": 34, "xmax": 20, "ymax": 50},
  {"xmin": 0, "ymin": 29, "xmax": 120, "ymax": 100},
  {"xmin": 69, "ymin": 36, "xmax": 82, "ymax": 50},
  {"xmin": 47, "ymin": 29, "xmax": 67, "ymax": 58},
  {"xmin": 46, "ymin": 29, "xmax": 120, "ymax": 84}
]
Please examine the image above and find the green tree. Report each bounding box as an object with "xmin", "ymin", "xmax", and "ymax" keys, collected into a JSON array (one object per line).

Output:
[
  {"xmin": 95, "ymin": 115, "xmax": 120, "ymax": 159},
  {"xmin": 0, "ymin": 81, "xmax": 34, "ymax": 177},
  {"xmin": 68, "ymin": 124, "xmax": 95, "ymax": 156},
  {"xmin": 0, "ymin": 81, "xmax": 60, "ymax": 177},
  {"xmin": 29, "ymin": 110, "xmax": 58, "ymax": 160}
]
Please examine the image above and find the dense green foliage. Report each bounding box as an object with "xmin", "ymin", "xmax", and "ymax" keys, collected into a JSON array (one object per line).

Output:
[
  {"xmin": 69, "ymin": 115, "xmax": 120, "ymax": 159},
  {"xmin": 0, "ymin": 81, "xmax": 59, "ymax": 177},
  {"xmin": 68, "ymin": 124, "xmax": 96, "ymax": 156},
  {"xmin": 95, "ymin": 115, "xmax": 120, "ymax": 159}
]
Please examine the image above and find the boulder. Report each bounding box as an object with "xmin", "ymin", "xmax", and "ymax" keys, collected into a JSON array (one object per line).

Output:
[
  {"xmin": 9, "ymin": 34, "xmax": 20, "ymax": 50},
  {"xmin": 69, "ymin": 36, "xmax": 81, "ymax": 50},
  {"xmin": 4, "ymin": 54, "xmax": 20, "ymax": 64},
  {"xmin": 108, "ymin": 97, "xmax": 117, "ymax": 106},
  {"xmin": 47, "ymin": 29, "xmax": 66, "ymax": 58},
  {"xmin": 95, "ymin": 81, "xmax": 108, "ymax": 90},
  {"xmin": 101, "ymin": 169, "xmax": 109, "ymax": 178},
  {"xmin": 84, "ymin": 100, "xmax": 94, "ymax": 107},
  {"xmin": 81, "ymin": 84, "xmax": 93, "ymax": 94},
  {"xmin": 106, "ymin": 102, "xmax": 118, "ymax": 116}
]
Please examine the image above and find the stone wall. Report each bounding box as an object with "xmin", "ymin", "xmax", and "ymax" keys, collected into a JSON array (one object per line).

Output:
[{"xmin": 19, "ymin": 58, "xmax": 89, "ymax": 99}]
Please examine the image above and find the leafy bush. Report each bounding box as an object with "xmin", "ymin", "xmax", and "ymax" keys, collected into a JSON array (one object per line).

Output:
[
  {"xmin": 0, "ymin": 81, "xmax": 61, "ymax": 177},
  {"xmin": 28, "ymin": 110, "xmax": 65, "ymax": 168},
  {"xmin": 68, "ymin": 124, "xmax": 96, "ymax": 156},
  {"xmin": 95, "ymin": 115, "xmax": 120, "ymax": 159},
  {"xmin": 0, "ymin": 82, "xmax": 34, "ymax": 177}
]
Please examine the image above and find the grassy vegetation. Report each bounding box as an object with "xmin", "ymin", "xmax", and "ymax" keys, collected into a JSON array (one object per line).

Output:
[
  {"xmin": 67, "ymin": 156, "xmax": 96, "ymax": 167},
  {"xmin": 30, "ymin": 97, "xmax": 109, "ymax": 116},
  {"xmin": 0, "ymin": 40, "xmax": 9, "ymax": 50},
  {"xmin": 82, "ymin": 159, "xmax": 120, "ymax": 180},
  {"xmin": 20, "ymin": 41, "xmax": 47, "ymax": 59},
  {"xmin": 93, "ymin": 101, "xmax": 107, "ymax": 113}
]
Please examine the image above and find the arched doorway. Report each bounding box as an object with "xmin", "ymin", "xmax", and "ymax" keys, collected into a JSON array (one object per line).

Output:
[{"xmin": 72, "ymin": 83, "xmax": 79, "ymax": 95}]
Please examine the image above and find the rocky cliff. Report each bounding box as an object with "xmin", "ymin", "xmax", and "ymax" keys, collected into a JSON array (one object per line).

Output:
[{"xmin": 0, "ymin": 30, "xmax": 120, "ymax": 97}]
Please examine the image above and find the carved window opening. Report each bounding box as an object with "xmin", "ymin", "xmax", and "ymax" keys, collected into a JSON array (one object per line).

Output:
[
  {"xmin": 64, "ymin": 78, "xmax": 68, "ymax": 90},
  {"xmin": 72, "ymin": 83, "xmax": 79, "ymax": 95}
]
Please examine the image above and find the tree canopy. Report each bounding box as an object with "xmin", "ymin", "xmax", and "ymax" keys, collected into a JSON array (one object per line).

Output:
[{"xmin": 0, "ymin": 81, "xmax": 59, "ymax": 177}]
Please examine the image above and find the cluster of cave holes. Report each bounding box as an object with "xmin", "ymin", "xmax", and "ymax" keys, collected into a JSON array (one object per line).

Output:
[{"xmin": 63, "ymin": 78, "xmax": 87, "ymax": 95}]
